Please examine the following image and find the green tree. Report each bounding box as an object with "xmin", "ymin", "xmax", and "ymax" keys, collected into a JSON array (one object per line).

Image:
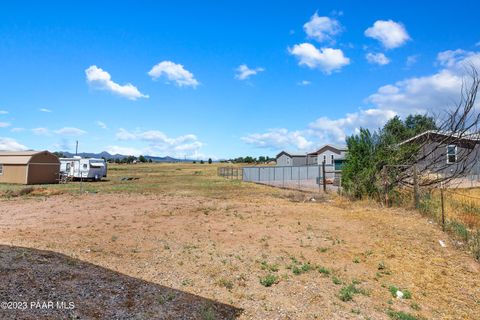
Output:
[
  {"xmin": 208, "ymin": 158, "xmax": 212, "ymax": 164},
  {"xmin": 138, "ymin": 155, "xmax": 146, "ymax": 163},
  {"xmin": 342, "ymin": 114, "xmax": 437, "ymax": 199}
]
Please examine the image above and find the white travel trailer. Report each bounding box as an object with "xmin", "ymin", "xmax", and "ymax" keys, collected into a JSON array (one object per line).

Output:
[{"xmin": 59, "ymin": 157, "xmax": 107, "ymax": 181}]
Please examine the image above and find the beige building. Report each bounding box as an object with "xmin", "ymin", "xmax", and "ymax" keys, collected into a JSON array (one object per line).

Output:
[{"xmin": 0, "ymin": 151, "xmax": 60, "ymax": 184}]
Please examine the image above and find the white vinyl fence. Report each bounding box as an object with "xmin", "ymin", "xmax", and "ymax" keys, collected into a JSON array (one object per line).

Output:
[{"xmin": 242, "ymin": 165, "xmax": 341, "ymax": 192}]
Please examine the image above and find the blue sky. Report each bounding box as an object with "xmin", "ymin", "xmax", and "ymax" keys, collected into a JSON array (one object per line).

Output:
[{"xmin": 0, "ymin": 1, "xmax": 479, "ymax": 159}]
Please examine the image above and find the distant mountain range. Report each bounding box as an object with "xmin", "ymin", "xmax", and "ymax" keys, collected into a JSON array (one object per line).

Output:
[{"xmin": 57, "ymin": 151, "xmax": 193, "ymax": 162}]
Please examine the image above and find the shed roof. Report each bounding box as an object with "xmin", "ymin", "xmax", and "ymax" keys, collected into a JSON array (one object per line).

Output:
[{"xmin": 0, "ymin": 150, "xmax": 55, "ymax": 165}]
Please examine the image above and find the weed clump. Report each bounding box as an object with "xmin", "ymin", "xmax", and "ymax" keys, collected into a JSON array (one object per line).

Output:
[
  {"xmin": 387, "ymin": 310, "xmax": 419, "ymax": 320},
  {"xmin": 260, "ymin": 274, "xmax": 279, "ymax": 287},
  {"xmin": 339, "ymin": 282, "xmax": 366, "ymax": 302}
]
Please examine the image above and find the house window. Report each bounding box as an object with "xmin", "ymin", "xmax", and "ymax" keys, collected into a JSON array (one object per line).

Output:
[
  {"xmin": 0, "ymin": 164, "xmax": 3, "ymax": 175},
  {"xmin": 446, "ymin": 145, "xmax": 457, "ymax": 164},
  {"xmin": 323, "ymin": 155, "xmax": 326, "ymax": 164},
  {"xmin": 331, "ymin": 154, "xmax": 334, "ymax": 164}
]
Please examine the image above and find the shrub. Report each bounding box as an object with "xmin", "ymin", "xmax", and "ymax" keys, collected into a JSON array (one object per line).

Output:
[
  {"xmin": 447, "ymin": 220, "xmax": 469, "ymax": 241},
  {"xmin": 339, "ymin": 283, "xmax": 365, "ymax": 302},
  {"xmin": 318, "ymin": 266, "xmax": 330, "ymax": 275},
  {"xmin": 260, "ymin": 274, "xmax": 279, "ymax": 287},
  {"xmin": 387, "ymin": 310, "xmax": 418, "ymax": 320}
]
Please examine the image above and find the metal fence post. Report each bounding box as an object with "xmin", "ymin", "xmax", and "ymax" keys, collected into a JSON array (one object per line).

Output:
[
  {"xmin": 413, "ymin": 165, "xmax": 419, "ymax": 208},
  {"xmin": 322, "ymin": 161, "xmax": 326, "ymax": 192},
  {"xmin": 441, "ymin": 187, "xmax": 445, "ymax": 231}
]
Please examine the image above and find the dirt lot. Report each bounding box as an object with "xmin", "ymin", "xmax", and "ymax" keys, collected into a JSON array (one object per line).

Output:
[{"xmin": 0, "ymin": 164, "xmax": 479, "ymax": 319}]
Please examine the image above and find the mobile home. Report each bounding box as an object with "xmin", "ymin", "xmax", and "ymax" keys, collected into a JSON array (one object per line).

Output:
[{"xmin": 60, "ymin": 157, "xmax": 107, "ymax": 181}]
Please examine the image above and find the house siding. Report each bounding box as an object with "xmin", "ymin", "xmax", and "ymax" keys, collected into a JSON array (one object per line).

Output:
[{"xmin": 416, "ymin": 142, "xmax": 480, "ymax": 176}]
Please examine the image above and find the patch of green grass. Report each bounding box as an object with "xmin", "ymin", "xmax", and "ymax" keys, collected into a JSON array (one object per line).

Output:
[
  {"xmin": 317, "ymin": 247, "xmax": 328, "ymax": 253},
  {"xmin": 200, "ymin": 305, "xmax": 216, "ymax": 320},
  {"xmin": 287, "ymin": 258, "xmax": 316, "ymax": 275},
  {"xmin": 387, "ymin": 310, "xmax": 419, "ymax": 320},
  {"xmin": 332, "ymin": 276, "xmax": 342, "ymax": 285},
  {"xmin": 217, "ymin": 278, "xmax": 234, "ymax": 290},
  {"xmin": 260, "ymin": 274, "xmax": 279, "ymax": 287},
  {"xmin": 410, "ymin": 302, "xmax": 421, "ymax": 311},
  {"xmin": 260, "ymin": 261, "xmax": 279, "ymax": 272},
  {"xmin": 339, "ymin": 282, "xmax": 366, "ymax": 302},
  {"xmin": 318, "ymin": 266, "xmax": 330, "ymax": 276},
  {"xmin": 353, "ymin": 256, "xmax": 360, "ymax": 263},
  {"xmin": 447, "ymin": 220, "xmax": 469, "ymax": 241}
]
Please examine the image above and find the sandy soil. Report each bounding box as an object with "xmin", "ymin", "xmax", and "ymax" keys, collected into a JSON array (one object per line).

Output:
[{"xmin": 1, "ymin": 190, "xmax": 479, "ymax": 319}]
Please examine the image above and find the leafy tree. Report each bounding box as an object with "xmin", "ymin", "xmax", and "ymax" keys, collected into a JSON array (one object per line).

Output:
[
  {"xmin": 138, "ymin": 155, "xmax": 146, "ymax": 163},
  {"xmin": 208, "ymin": 158, "xmax": 212, "ymax": 164},
  {"xmin": 342, "ymin": 114, "xmax": 437, "ymax": 199},
  {"xmin": 200, "ymin": 160, "xmax": 205, "ymax": 164}
]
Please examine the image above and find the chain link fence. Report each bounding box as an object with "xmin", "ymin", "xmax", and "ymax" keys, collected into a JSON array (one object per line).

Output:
[{"xmin": 241, "ymin": 165, "xmax": 341, "ymax": 192}]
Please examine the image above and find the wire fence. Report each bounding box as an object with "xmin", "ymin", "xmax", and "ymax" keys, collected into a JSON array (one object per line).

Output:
[
  {"xmin": 217, "ymin": 167, "xmax": 243, "ymax": 180},
  {"xmin": 383, "ymin": 167, "xmax": 480, "ymax": 260}
]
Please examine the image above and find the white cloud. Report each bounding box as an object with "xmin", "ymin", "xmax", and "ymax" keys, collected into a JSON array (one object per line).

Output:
[
  {"xmin": 364, "ymin": 20, "xmax": 410, "ymax": 49},
  {"xmin": 0, "ymin": 110, "xmax": 8, "ymax": 115},
  {"xmin": 235, "ymin": 64, "xmax": 265, "ymax": 80},
  {"xmin": 54, "ymin": 127, "xmax": 87, "ymax": 135},
  {"xmin": 96, "ymin": 121, "xmax": 107, "ymax": 129},
  {"xmin": 85, "ymin": 65, "xmax": 149, "ymax": 100},
  {"xmin": 148, "ymin": 61, "xmax": 199, "ymax": 88},
  {"xmin": 435, "ymin": 49, "xmax": 480, "ymax": 68},
  {"xmin": 32, "ymin": 127, "xmax": 49, "ymax": 135},
  {"xmin": 242, "ymin": 128, "xmax": 313, "ymax": 151},
  {"xmin": 366, "ymin": 52, "xmax": 390, "ymax": 65},
  {"xmin": 11, "ymin": 128, "xmax": 25, "ymax": 133},
  {"xmin": 0, "ymin": 137, "xmax": 28, "ymax": 151},
  {"xmin": 289, "ymin": 43, "xmax": 350, "ymax": 74},
  {"xmin": 114, "ymin": 128, "xmax": 204, "ymax": 158},
  {"xmin": 298, "ymin": 80, "xmax": 311, "ymax": 86},
  {"xmin": 366, "ymin": 52, "xmax": 480, "ymax": 116},
  {"xmin": 39, "ymin": 108, "xmax": 52, "ymax": 113},
  {"xmin": 0, "ymin": 122, "xmax": 10, "ymax": 128},
  {"xmin": 244, "ymin": 48, "xmax": 480, "ymax": 151},
  {"xmin": 116, "ymin": 128, "xmax": 137, "ymax": 140},
  {"xmin": 106, "ymin": 146, "xmax": 143, "ymax": 156},
  {"xmin": 406, "ymin": 55, "xmax": 419, "ymax": 68},
  {"xmin": 303, "ymin": 13, "xmax": 342, "ymax": 43}
]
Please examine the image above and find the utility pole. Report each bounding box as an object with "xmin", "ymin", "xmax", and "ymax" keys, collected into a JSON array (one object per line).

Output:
[{"xmin": 75, "ymin": 140, "xmax": 79, "ymax": 156}]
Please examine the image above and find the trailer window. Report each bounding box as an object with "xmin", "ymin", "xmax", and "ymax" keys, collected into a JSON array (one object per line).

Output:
[
  {"xmin": 83, "ymin": 164, "xmax": 88, "ymax": 169},
  {"xmin": 447, "ymin": 145, "xmax": 457, "ymax": 164},
  {"xmin": 0, "ymin": 164, "xmax": 3, "ymax": 175}
]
